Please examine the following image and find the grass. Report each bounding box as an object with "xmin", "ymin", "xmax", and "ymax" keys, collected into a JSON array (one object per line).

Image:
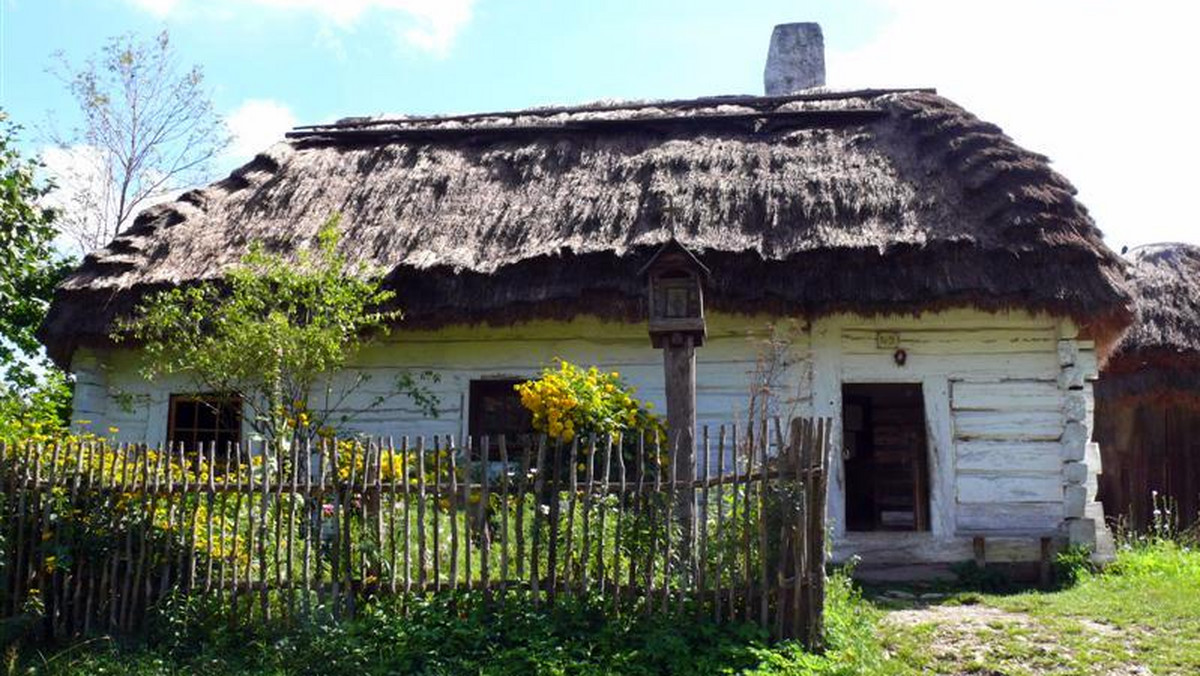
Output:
[{"xmin": 6, "ymin": 540, "xmax": 1199, "ymax": 675}]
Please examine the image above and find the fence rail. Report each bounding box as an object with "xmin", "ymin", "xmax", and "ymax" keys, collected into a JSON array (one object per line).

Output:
[{"xmin": 0, "ymin": 417, "xmax": 830, "ymax": 645}]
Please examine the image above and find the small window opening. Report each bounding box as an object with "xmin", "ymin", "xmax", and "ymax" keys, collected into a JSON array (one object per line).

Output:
[
  {"xmin": 468, "ymin": 379, "xmax": 533, "ymax": 459},
  {"xmin": 842, "ymin": 383, "xmax": 930, "ymax": 532},
  {"xmin": 168, "ymin": 394, "xmax": 242, "ymax": 455}
]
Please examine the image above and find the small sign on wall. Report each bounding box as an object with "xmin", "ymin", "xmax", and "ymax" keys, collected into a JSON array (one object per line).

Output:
[{"xmin": 875, "ymin": 331, "xmax": 900, "ymax": 349}]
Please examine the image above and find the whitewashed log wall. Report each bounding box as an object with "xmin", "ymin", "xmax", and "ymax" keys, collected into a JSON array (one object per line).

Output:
[{"xmin": 69, "ymin": 309, "xmax": 1104, "ymax": 567}]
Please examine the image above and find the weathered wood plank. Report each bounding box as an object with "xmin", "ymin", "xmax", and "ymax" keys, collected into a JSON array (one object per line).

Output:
[
  {"xmin": 957, "ymin": 475, "xmax": 1062, "ymax": 504},
  {"xmin": 842, "ymin": 328, "xmax": 1056, "ymax": 355},
  {"xmin": 955, "ymin": 502, "xmax": 1063, "ymax": 533},
  {"xmin": 954, "ymin": 410, "xmax": 1064, "ymax": 441},
  {"xmin": 951, "ymin": 381, "xmax": 1061, "ymax": 411},
  {"xmin": 956, "ymin": 441, "xmax": 1063, "ymax": 473}
]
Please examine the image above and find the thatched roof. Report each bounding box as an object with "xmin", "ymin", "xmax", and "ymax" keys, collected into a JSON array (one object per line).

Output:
[
  {"xmin": 1100, "ymin": 243, "xmax": 1200, "ymax": 402},
  {"xmin": 40, "ymin": 89, "xmax": 1132, "ymax": 368}
]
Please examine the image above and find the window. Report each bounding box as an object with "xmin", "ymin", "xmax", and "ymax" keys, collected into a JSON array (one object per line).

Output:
[
  {"xmin": 167, "ymin": 394, "xmax": 242, "ymax": 453},
  {"xmin": 468, "ymin": 379, "xmax": 533, "ymax": 458},
  {"xmin": 842, "ymin": 384, "xmax": 930, "ymax": 532}
]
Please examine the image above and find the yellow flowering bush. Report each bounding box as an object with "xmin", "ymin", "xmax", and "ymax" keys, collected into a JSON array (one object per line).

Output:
[{"xmin": 515, "ymin": 360, "xmax": 662, "ymax": 443}]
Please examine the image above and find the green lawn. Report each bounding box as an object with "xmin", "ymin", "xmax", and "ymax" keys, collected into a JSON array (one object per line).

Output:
[{"xmin": 7, "ymin": 541, "xmax": 1198, "ymax": 675}]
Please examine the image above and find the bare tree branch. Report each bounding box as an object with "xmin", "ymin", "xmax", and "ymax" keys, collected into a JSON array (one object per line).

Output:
[{"xmin": 45, "ymin": 30, "xmax": 230, "ymax": 255}]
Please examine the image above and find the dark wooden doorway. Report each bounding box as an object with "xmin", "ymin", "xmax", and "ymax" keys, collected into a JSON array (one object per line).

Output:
[{"xmin": 842, "ymin": 383, "xmax": 930, "ymax": 532}]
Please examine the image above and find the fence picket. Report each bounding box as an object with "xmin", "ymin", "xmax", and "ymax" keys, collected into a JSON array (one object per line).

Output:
[
  {"xmin": 481, "ymin": 435, "xmax": 491, "ymax": 600},
  {"xmin": 714, "ymin": 425, "xmax": 726, "ymax": 623}
]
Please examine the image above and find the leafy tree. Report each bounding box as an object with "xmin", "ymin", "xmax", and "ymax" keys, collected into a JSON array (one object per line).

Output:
[
  {"xmin": 0, "ymin": 369, "xmax": 71, "ymax": 443},
  {"xmin": 116, "ymin": 216, "xmax": 437, "ymax": 445},
  {"xmin": 47, "ymin": 30, "xmax": 229, "ymax": 254},
  {"xmin": 0, "ymin": 110, "xmax": 74, "ymax": 385},
  {"xmin": 0, "ymin": 110, "xmax": 73, "ymax": 443}
]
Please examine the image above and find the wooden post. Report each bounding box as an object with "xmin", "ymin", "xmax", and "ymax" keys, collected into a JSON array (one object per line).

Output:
[{"xmin": 663, "ymin": 333, "xmax": 698, "ymax": 557}]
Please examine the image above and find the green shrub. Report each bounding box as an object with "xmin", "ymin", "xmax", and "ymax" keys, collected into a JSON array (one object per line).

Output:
[
  {"xmin": 11, "ymin": 570, "xmax": 896, "ymax": 675},
  {"xmin": 1052, "ymin": 544, "xmax": 1098, "ymax": 588}
]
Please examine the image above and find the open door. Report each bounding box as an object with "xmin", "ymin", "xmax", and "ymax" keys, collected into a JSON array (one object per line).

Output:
[{"xmin": 842, "ymin": 383, "xmax": 930, "ymax": 532}]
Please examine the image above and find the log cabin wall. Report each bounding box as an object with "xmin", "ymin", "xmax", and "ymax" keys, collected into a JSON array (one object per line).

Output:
[{"xmin": 69, "ymin": 308, "xmax": 1103, "ymax": 568}]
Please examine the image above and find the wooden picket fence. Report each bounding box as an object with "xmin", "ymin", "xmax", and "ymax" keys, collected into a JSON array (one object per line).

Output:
[{"xmin": 0, "ymin": 417, "xmax": 830, "ymax": 646}]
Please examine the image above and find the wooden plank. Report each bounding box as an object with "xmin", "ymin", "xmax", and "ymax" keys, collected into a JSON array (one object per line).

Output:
[
  {"xmin": 415, "ymin": 437, "xmax": 427, "ymax": 590},
  {"xmin": 951, "ymin": 381, "xmax": 1061, "ymax": 411},
  {"xmin": 953, "ymin": 410, "xmax": 1063, "ymax": 441},
  {"xmin": 275, "ymin": 444, "xmax": 287, "ymax": 612},
  {"xmin": 957, "ymin": 475, "xmax": 1062, "ymax": 504},
  {"xmin": 530, "ymin": 436, "xmax": 546, "ymax": 608},
  {"xmin": 757, "ymin": 418, "xmax": 769, "ymax": 628},
  {"xmin": 580, "ymin": 436, "xmax": 595, "ymax": 593},
  {"xmin": 791, "ymin": 418, "xmax": 811, "ymax": 642},
  {"xmin": 809, "ymin": 418, "xmax": 830, "ymax": 649},
  {"xmin": 498, "ymin": 435, "xmax": 510, "ymax": 594},
  {"xmin": 598, "ymin": 434, "xmax": 612, "ymax": 595},
  {"xmin": 258, "ymin": 440, "xmax": 272, "ymax": 622},
  {"xmin": 329, "ymin": 441, "xmax": 342, "ymax": 618},
  {"xmin": 546, "ymin": 438, "xmax": 561, "ymax": 605},
  {"xmin": 841, "ymin": 353, "xmax": 1059, "ymax": 382},
  {"xmin": 957, "ymin": 441, "xmax": 1063, "ymax": 473},
  {"xmin": 220, "ymin": 443, "xmax": 235, "ymax": 619},
  {"xmin": 841, "ymin": 327, "xmax": 1056, "ymax": 355},
  {"xmin": 401, "ymin": 437, "xmax": 411, "ymax": 598},
  {"xmin": 664, "ymin": 430, "xmax": 677, "ymax": 613},
  {"xmin": 302, "ymin": 440, "xmax": 315, "ymax": 618},
  {"xmin": 639, "ymin": 432, "xmax": 651, "ymax": 616},
  {"xmin": 434, "ymin": 436, "xmax": 444, "ymax": 592},
  {"xmin": 713, "ymin": 425, "xmax": 726, "ymax": 623},
  {"xmin": 564, "ymin": 438, "xmax": 579, "ymax": 594},
  {"xmin": 287, "ymin": 441, "xmax": 299, "ymax": 618},
  {"xmin": 387, "ymin": 438, "xmax": 398, "ymax": 596},
  {"xmin": 612, "ymin": 434, "xmax": 626, "ymax": 615},
  {"xmin": 515, "ymin": 439, "xmax": 530, "ymax": 582},
  {"xmin": 742, "ymin": 424, "xmax": 754, "ymax": 623},
  {"xmin": 373, "ymin": 441, "xmax": 384, "ymax": 594},
  {"xmin": 480, "ymin": 435, "xmax": 491, "ymax": 601},
  {"xmin": 955, "ymin": 502, "xmax": 1064, "ymax": 533},
  {"xmin": 463, "ymin": 436, "xmax": 473, "ymax": 590},
  {"xmin": 697, "ymin": 425, "xmax": 710, "ymax": 619}
]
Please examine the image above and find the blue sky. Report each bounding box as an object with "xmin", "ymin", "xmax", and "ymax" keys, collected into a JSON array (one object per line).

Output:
[{"xmin": 2, "ymin": 0, "xmax": 1198, "ymax": 249}]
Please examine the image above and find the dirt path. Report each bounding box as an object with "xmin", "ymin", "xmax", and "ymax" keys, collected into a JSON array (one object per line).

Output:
[{"xmin": 881, "ymin": 603, "xmax": 1150, "ymax": 676}]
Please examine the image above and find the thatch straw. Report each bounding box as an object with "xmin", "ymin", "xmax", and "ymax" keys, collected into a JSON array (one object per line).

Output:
[
  {"xmin": 1099, "ymin": 243, "xmax": 1200, "ymax": 402},
  {"xmin": 39, "ymin": 89, "xmax": 1131, "ymax": 368}
]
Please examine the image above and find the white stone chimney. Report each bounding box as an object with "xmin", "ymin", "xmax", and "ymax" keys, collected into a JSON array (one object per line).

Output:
[{"xmin": 764, "ymin": 22, "xmax": 826, "ymax": 95}]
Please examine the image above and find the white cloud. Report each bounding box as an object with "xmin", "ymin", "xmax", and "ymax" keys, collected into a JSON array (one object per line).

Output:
[
  {"xmin": 829, "ymin": 0, "xmax": 1200, "ymax": 249},
  {"xmin": 122, "ymin": 0, "xmax": 474, "ymax": 55},
  {"xmin": 225, "ymin": 98, "xmax": 297, "ymax": 162},
  {"xmin": 125, "ymin": 0, "xmax": 179, "ymax": 17}
]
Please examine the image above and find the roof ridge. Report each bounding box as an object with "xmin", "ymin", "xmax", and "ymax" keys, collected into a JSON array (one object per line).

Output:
[{"xmin": 294, "ymin": 87, "xmax": 935, "ymax": 132}]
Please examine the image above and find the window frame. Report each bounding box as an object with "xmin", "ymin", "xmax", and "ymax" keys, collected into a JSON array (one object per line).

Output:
[
  {"xmin": 467, "ymin": 378, "xmax": 533, "ymax": 459},
  {"xmin": 166, "ymin": 393, "xmax": 243, "ymax": 454}
]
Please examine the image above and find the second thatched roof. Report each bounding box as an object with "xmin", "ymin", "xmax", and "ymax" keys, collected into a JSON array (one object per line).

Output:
[
  {"xmin": 40, "ymin": 89, "xmax": 1132, "ymax": 367},
  {"xmin": 1100, "ymin": 243, "xmax": 1200, "ymax": 402}
]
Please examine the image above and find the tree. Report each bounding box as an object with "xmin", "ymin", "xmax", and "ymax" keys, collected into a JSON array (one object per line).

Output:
[
  {"xmin": 0, "ymin": 110, "xmax": 74, "ymax": 387},
  {"xmin": 115, "ymin": 216, "xmax": 438, "ymax": 445},
  {"xmin": 48, "ymin": 30, "xmax": 229, "ymax": 254}
]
